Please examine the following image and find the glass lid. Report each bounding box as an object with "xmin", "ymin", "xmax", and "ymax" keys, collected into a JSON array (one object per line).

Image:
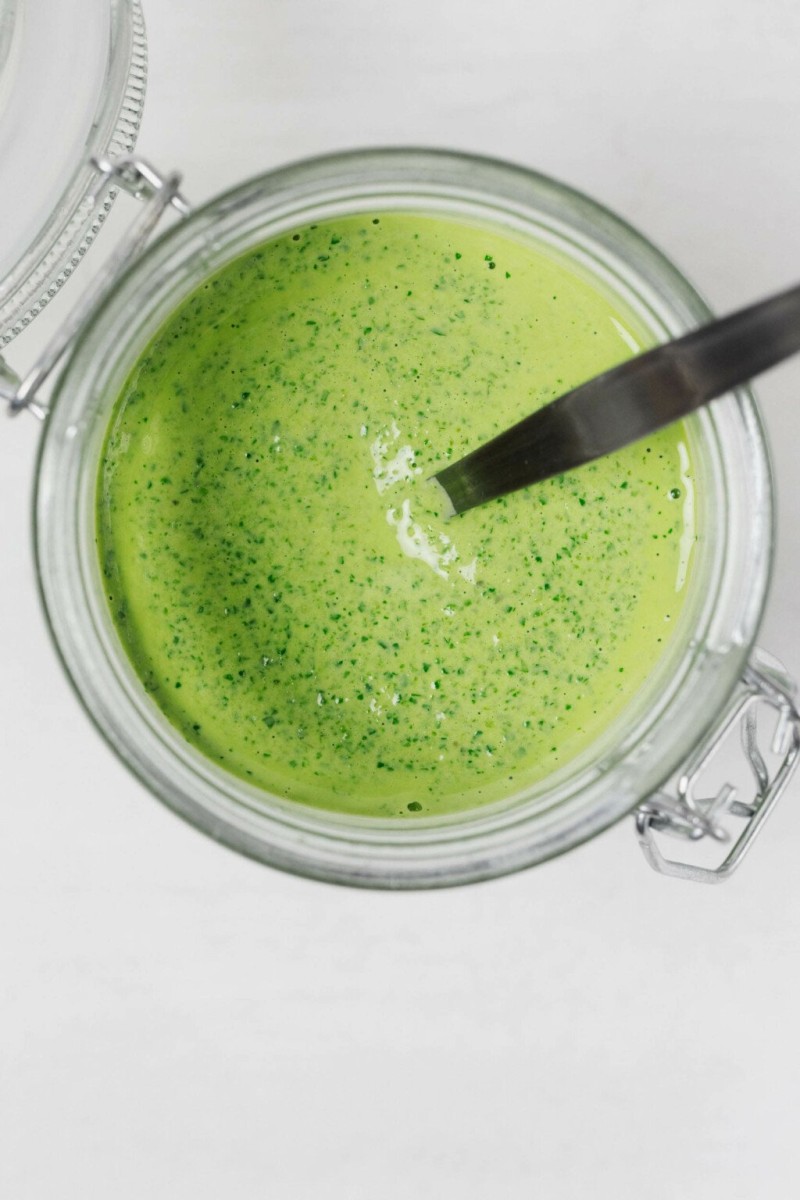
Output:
[{"xmin": 0, "ymin": 0, "xmax": 146, "ymax": 345}]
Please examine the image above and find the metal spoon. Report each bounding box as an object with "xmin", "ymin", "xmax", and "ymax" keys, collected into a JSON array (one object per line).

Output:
[{"xmin": 433, "ymin": 280, "xmax": 800, "ymax": 515}]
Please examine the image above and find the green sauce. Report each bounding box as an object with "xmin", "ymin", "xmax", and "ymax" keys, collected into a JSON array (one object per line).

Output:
[{"xmin": 97, "ymin": 213, "xmax": 695, "ymax": 817}]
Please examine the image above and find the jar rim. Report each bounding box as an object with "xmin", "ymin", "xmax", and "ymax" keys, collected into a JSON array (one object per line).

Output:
[{"xmin": 34, "ymin": 147, "xmax": 774, "ymax": 887}]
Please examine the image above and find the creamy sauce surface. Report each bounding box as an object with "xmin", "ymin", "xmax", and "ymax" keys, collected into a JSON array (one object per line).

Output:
[{"xmin": 97, "ymin": 214, "xmax": 694, "ymax": 816}]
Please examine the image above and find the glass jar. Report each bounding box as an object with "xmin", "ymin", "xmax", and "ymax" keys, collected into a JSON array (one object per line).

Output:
[{"xmin": 26, "ymin": 148, "xmax": 799, "ymax": 888}]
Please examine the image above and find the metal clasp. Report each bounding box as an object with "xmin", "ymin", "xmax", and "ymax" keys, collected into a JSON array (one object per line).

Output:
[
  {"xmin": 635, "ymin": 649, "xmax": 800, "ymax": 883},
  {"xmin": 1, "ymin": 156, "xmax": 191, "ymax": 421}
]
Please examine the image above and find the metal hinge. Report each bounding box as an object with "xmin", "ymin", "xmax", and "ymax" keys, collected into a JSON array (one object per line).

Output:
[
  {"xmin": 1, "ymin": 156, "xmax": 190, "ymax": 421},
  {"xmin": 635, "ymin": 649, "xmax": 800, "ymax": 883}
]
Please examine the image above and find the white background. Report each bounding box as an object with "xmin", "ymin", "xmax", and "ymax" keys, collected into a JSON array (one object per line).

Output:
[{"xmin": 3, "ymin": 1, "xmax": 800, "ymax": 1196}]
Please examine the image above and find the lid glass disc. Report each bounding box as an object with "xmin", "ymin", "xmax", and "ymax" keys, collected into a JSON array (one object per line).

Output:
[{"xmin": 0, "ymin": 0, "xmax": 146, "ymax": 345}]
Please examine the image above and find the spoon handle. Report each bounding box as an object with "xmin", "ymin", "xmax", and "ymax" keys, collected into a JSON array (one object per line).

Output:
[{"xmin": 434, "ymin": 280, "xmax": 800, "ymax": 515}]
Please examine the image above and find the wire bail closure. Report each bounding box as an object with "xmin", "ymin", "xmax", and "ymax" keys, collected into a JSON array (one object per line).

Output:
[
  {"xmin": 635, "ymin": 649, "xmax": 800, "ymax": 883},
  {"xmin": 1, "ymin": 156, "xmax": 190, "ymax": 421}
]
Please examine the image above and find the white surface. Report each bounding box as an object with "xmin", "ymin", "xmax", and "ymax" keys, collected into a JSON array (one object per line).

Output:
[{"xmin": 3, "ymin": 1, "xmax": 800, "ymax": 1196}]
